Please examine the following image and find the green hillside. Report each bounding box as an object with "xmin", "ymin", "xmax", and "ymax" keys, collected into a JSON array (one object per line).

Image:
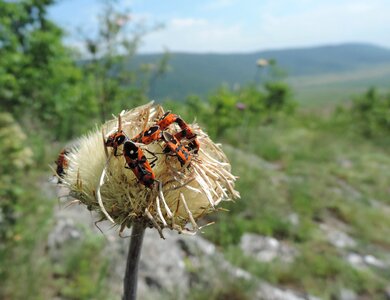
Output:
[{"xmin": 135, "ymin": 43, "xmax": 390, "ymax": 103}]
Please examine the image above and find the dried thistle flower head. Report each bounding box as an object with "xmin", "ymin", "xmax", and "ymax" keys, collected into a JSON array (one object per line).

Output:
[{"xmin": 62, "ymin": 102, "xmax": 239, "ymax": 238}]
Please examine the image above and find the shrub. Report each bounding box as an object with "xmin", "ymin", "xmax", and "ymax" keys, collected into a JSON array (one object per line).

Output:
[
  {"xmin": 0, "ymin": 113, "xmax": 33, "ymax": 241},
  {"xmin": 350, "ymin": 87, "xmax": 390, "ymax": 137}
]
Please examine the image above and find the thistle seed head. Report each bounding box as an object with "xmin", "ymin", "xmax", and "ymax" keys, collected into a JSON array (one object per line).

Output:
[{"xmin": 61, "ymin": 102, "xmax": 239, "ymax": 237}]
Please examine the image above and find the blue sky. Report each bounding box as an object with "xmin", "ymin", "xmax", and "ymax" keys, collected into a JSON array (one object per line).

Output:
[{"xmin": 49, "ymin": 0, "xmax": 390, "ymax": 53}]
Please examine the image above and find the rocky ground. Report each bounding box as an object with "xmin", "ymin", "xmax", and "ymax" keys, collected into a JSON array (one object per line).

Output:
[
  {"xmin": 45, "ymin": 156, "xmax": 390, "ymax": 300},
  {"xmin": 47, "ymin": 187, "xmax": 322, "ymax": 300}
]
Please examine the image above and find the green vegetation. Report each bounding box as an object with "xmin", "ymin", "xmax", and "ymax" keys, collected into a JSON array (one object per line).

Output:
[
  {"xmin": 348, "ymin": 87, "xmax": 390, "ymax": 137},
  {"xmin": 52, "ymin": 233, "xmax": 109, "ymax": 300},
  {"xmin": 189, "ymin": 275, "xmax": 255, "ymax": 300},
  {"xmin": 0, "ymin": 113, "xmax": 33, "ymax": 240},
  {"xmin": 202, "ymin": 112, "xmax": 390, "ymax": 298},
  {"xmin": 0, "ymin": 0, "xmax": 92, "ymax": 140},
  {"xmin": 164, "ymin": 82, "xmax": 294, "ymax": 139},
  {"xmin": 0, "ymin": 1, "xmax": 160, "ymax": 299},
  {"xmin": 1, "ymin": 0, "xmax": 389, "ymax": 299}
]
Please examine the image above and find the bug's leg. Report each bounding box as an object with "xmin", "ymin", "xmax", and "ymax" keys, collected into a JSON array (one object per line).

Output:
[
  {"xmin": 144, "ymin": 148, "xmax": 158, "ymax": 167},
  {"xmin": 114, "ymin": 150, "xmax": 123, "ymax": 157},
  {"xmin": 145, "ymin": 208, "xmax": 165, "ymax": 239},
  {"xmin": 94, "ymin": 216, "xmax": 106, "ymax": 235},
  {"xmin": 119, "ymin": 222, "xmax": 127, "ymax": 238},
  {"xmin": 149, "ymin": 158, "xmax": 158, "ymax": 168}
]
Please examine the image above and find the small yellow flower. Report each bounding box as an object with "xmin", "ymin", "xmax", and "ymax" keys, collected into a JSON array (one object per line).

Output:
[{"xmin": 62, "ymin": 102, "xmax": 239, "ymax": 238}]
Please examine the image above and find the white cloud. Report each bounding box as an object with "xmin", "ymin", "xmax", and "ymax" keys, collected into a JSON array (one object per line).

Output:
[
  {"xmin": 53, "ymin": 0, "xmax": 390, "ymax": 53},
  {"xmin": 139, "ymin": 18, "xmax": 258, "ymax": 53},
  {"xmin": 255, "ymin": 0, "xmax": 390, "ymax": 50},
  {"xmin": 137, "ymin": 0, "xmax": 390, "ymax": 53}
]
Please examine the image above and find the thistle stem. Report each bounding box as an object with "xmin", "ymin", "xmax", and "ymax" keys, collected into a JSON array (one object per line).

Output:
[{"xmin": 123, "ymin": 222, "xmax": 146, "ymax": 300}]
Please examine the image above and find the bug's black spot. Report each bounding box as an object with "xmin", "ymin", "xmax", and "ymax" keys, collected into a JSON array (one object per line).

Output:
[
  {"xmin": 145, "ymin": 125, "xmax": 159, "ymax": 136},
  {"xmin": 160, "ymin": 111, "xmax": 171, "ymax": 120},
  {"xmin": 124, "ymin": 141, "xmax": 139, "ymax": 159},
  {"xmin": 163, "ymin": 131, "xmax": 177, "ymax": 144},
  {"xmin": 116, "ymin": 135, "xmax": 126, "ymax": 145}
]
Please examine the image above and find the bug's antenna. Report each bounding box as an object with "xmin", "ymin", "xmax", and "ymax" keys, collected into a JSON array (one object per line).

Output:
[{"xmin": 118, "ymin": 114, "xmax": 122, "ymax": 131}]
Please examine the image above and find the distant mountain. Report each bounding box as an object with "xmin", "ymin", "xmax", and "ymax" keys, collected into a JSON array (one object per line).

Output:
[
  {"xmin": 252, "ymin": 43, "xmax": 390, "ymax": 75},
  {"xmin": 134, "ymin": 43, "xmax": 390, "ymax": 102}
]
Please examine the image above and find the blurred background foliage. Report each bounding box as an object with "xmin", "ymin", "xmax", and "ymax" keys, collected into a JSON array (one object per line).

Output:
[{"xmin": 1, "ymin": 0, "xmax": 389, "ymax": 299}]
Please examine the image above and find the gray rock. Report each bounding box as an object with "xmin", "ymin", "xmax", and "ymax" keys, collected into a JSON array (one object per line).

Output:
[
  {"xmin": 288, "ymin": 213, "xmax": 300, "ymax": 226},
  {"xmin": 385, "ymin": 285, "xmax": 390, "ymax": 300},
  {"xmin": 138, "ymin": 230, "xmax": 189, "ymax": 298},
  {"xmin": 320, "ymin": 223, "xmax": 356, "ymax": 249},
  {"xmin": 240, "ymin": 233, "xmax": 298, "ymax": 263},
  {"xmin": 337, "ymin": 158, "xmax": 353, "ymax": 169},
  {"xmin": 338, "ymin": 288, "xmax": 357, "ymax": 300},
  {"xmin": 256, "ymin": 282, "xmax": 321, "ymax": 300},
  {"xmin": 345, "ymin": 252, "xmax": 388, "ymax": 270},
  {"xmin": 369, "ymin": 199, "xmax": 390, "ymax": 214},
  {"xmin": 46, "ymin": 216, "xmax": 83, "ymax": 262},
  {"xmin": 364, "ymin": 254, "xmax": 387, "ymax": 268},
  {"xmin": 336, "ymin": 179, "xmax": 362, "ymax": 201},
  {"xmin": 346, "ymin": 252, "xmax": 365, "ymax": 269}
]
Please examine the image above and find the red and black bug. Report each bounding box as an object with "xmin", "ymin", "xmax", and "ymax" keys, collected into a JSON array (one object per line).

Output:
[
  {"xmin": 105, "ymin": 130, "xmax": 128, "ymax": 156},
  {"xmin": 123, "ymin": 140, "xmax": 156, "ymax": 188},
  {"xmin": 174, "ymin": 119, "xmax": 200, "ymax": 154},
  {"xmin": 104, "ymin": 118, "xmax": 156, "ymax": 188},
  {"xmin": 162, "ymin": 131, "xmax": 192, "ymax": 166},
  {"xmin": 157, "ymin": 111, "xmax": 200, "ymax": 153},
  {"xmin": 131, "ymin": 125, "xmax": 161, "ymax": 145},
  {"xmin": 55, "ymin": 149, "xmax": 69, "ymax": 182},
  {"xmin": 156, "ymin": 111, "xmax": 179, "ymax": 130}
]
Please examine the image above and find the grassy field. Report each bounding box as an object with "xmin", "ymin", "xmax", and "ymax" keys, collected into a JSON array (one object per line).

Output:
[
  {"xmin": 203, "ymin": 115, "xmax": 390, "ymax": 299},
  {"xmin": 288, "ymin": 63, "xmax": 390, "ymax": 106}
]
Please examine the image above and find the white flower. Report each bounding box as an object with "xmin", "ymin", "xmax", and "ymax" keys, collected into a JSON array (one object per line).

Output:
[
  {"xmin": 62, "ymin": 102, "xmax": 239, "ymax": 238},
  {"xmin": 256, "ymin": 58, "xmax": 269, "ymax": 67}
]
